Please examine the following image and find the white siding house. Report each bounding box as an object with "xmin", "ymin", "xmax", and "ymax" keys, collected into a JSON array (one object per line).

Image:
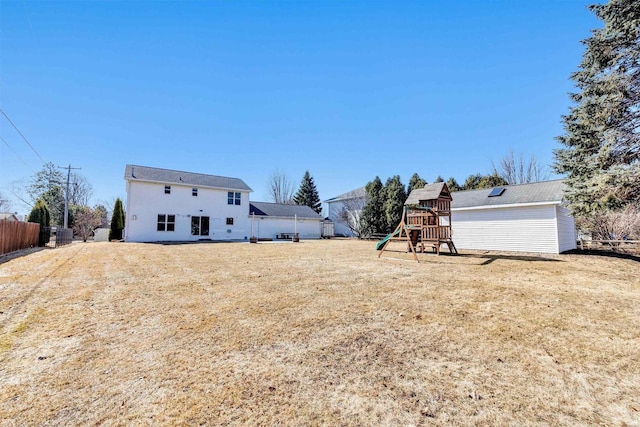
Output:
[
  {"xmin": 249, "ymin": 202, "xmax": 322, "ymax": 239},
  {"xmin": 124, "ymin": 165, "xmax": 252, "ymax": 242},
  {"xmin": 324, "ymin": 187, "xmax": 366, "ymax": 237},
  {"xmin": 451, "ymin": 180, "xmax": 576, "ymax": 254}
]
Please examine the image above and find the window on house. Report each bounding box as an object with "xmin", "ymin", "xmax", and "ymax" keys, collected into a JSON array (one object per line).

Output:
[
  {"xmin": 192, "ymin": 188, "xmax": 198, "ymax": 197},
  {"xmin": 191, "ymin": 216, "xmax": 210, "ymax": 236},
  {"xmin": 226, "ymin": 217, "xmax": 234, "ymax": 225},
  {"xmin": 164, "ymin": 185, "xmax": 171, "ymax": 194},
  {"xmin": 228, "ymin": 191, "xmax": 241, "ymax": 205},
  {"xmin": 157, "ymin": 214, "xmax": 175, "ymax": 231}
]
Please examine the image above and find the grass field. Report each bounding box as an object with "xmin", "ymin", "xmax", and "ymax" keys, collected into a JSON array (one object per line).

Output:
[{"xmin": 1, "ymin": 240, "xmax": 638, "ymax": 426}]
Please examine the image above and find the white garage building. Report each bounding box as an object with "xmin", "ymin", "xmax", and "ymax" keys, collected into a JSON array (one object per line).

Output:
[
  {"xmin": 451, "ymin": 180, "xmax": 576, "ymax": 254},
  {"xmin": 249, "ymin": 202, "xmax": 323, "ymax": 240}
]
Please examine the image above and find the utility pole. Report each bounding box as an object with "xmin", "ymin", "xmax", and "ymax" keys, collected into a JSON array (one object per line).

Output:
[{"xmin": 59, "ymin": 165, "xmax": 81, "ymax": 229}]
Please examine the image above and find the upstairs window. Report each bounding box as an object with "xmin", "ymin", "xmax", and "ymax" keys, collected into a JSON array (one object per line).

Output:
[
  {"xmin": 192, "ymin": 188, "xmax": 198, "ymax": 197},
  {"xmin": 228, "ymin": 191, "xmax": 241, "ymax": 205},
  {"xmin": 164, "ymin": 185, "xmax": 171, "ymax": 194},
  {"xmin": 227, "ymin": 191, "xmax": 242, "ymax": 206}
]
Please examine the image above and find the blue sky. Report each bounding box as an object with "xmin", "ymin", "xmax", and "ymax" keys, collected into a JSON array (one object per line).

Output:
[{"xmin": 1, "ymin": 1, "xmax": 600, "ymax": 215}]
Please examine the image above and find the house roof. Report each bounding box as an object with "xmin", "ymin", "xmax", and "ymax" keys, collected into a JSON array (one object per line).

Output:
[
  {"xmin": 250, "ymin": 202, "xmax": 322, "ymax": 219},
  {"xmin": 124, "ymin": 164, "xmax": 252, "ymax": 192},
  {"xmin": 451, "ymin": 179, "xmax": 567, "ymax": 209},
  {"xmin": 324, "ymin": 186, "xmax": 366, "ymax": 203},
  {"xmin": 0, "ymin": 213, "xmax": 19, "ymax": 221},
  {"xmin": 405, "ymin": 182, "xmax": 449, "ymax": 205}
]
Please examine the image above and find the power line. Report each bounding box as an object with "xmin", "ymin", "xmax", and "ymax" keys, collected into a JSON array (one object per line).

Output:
[
  {"xmin": 0, "ymin": 135, "xmax": 33, "ymax": 170},
  {"xmin": 0, "ymin": 108, "xmax": 46, "ymax": 164}
]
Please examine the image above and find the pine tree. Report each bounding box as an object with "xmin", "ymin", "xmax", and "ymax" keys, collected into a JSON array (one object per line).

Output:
[
  {"xmin": 463, "ymin": 173, "xmax": 507, "ymax": 190},
  {"xmin": 407, "ymin": 173, "xmax": 427, "ymax": 195},
  {"xmin": 27, "ymin": 199, "xmax": 50, "ymax": 227},
  {"xmin": 554, "ymin": 0, "xmax": 640, "ymax": 216},
  {"xmin": 383, "ymin": 175, "xmax": 406, "ymax": 231},
  {"xmin": 361, "ymin": 177, "xmax": 387, "ymax": 234},
  {"xmin": 110, "ymin": 198, "xmax": 125, "ymax": 241},
  {"xmin": 293, "ymin": 171, "xmax": 322, "ymax": 214},
  {"xmin": 446, "ymin": 177, "xmax": 462, "ymax": 192},
  {"xmin": 434, "ymin": 175, "xmax": 444, "ymax": 183}
]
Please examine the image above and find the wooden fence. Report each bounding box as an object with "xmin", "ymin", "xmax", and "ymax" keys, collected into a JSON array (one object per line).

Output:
[{"xmin": 0, "ymin": 221, "xmax": 40, "ymax": 256}]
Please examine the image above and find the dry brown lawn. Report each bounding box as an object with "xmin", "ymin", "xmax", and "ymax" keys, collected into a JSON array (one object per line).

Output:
[{"xmin": 0, "ymin": 240, "xmax": 638, "ymax": 426}]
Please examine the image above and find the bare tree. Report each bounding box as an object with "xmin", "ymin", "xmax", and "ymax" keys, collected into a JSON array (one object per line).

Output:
[
  {"xmin": 267, "ymin": 169, "xmax": 294, "ymax": 204},
  {"xmin": 0, "ymin": 192, "xmax": 11, "ymax": 212},
  {"xmin": 333, "ymin": 196, "xmax": 366, "ymax": 237},
  {"xmin": 493, "ymin": 151, "xmax": 550, "ymax": 185},
  {"xmin": 69, "ymin": 173, "xmax": 93, "ymax": 206},
  {"xmin": 73, "ymin": 205, "xmax": 102, "ymax": 242},
  {"xmin": 584, "ymin": 203, "xmax": 640, "ymax": 241}
]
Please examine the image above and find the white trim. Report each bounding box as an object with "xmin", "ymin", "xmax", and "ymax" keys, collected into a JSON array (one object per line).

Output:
[{"xmin": 452, "ymin": 200, "xmax": 560, "ymax": 212}]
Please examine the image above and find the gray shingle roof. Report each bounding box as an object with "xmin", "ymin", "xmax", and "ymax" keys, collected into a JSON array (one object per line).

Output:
[
  {"xmin": 124, "ymin": 164, "xmax": 252, "ymax": 192},
  {"xmin": 451, "ymin": 180, "xmax": 566, "ymax": 209},
  {"xmin": 405, "ymin": 182, "xmax": 449, "ymax": 205},
  {"xmin": 250, "ymin": 202, "xmax": 322, "ymax": 219},
  {"xmin": 324, "ymin": 187, "xmax": 366, "ymax": 203}
]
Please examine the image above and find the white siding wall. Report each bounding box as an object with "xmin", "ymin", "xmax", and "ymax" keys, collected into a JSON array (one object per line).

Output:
[
  {"xmin": 556, "ymin": 206, "xmax": 577, "ymax": 252},
  {"xmin": 125, "ymin": 181, "xmax": 251, "ymax": 242},
  {"xmin": 326, "ymin": 200, "xmax": 361, "ymax": 237},
  {"xmin": 451, "ymin": 204, "xmax": 560, "ymax": 254},
  {"xmin": 251, "ymin": 216, "xmax": 321, "ymax": 239}
]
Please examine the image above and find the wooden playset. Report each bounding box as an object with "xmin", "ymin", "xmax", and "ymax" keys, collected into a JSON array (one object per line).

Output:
[{"xmin": 377, "ymin": 182, "xmax": 457, "ymax": 262}]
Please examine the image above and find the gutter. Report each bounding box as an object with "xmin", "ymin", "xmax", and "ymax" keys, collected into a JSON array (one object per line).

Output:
[{"xmin": 451, "ymin": 200, "xmax": 561, "ymax": 212}]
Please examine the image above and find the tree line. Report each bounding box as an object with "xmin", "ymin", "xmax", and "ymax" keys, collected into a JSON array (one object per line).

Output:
[
  {"xmin": 337, "ymin": 151, "xmax": 548, "ymax": 237},
  {"xmin": 21, "ymin": 162, "xmax": 125, "ymax": 242}
]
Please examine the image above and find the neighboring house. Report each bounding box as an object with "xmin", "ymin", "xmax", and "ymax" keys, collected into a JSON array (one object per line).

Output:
[
  {"xmin": 451, "ymin": 180, "xmax": 576, "ymax": 254},
  {"xmin": 124, "ymin": 165, "xmax": 252, "ymax": 242},
  {"xmin": 324, "ymin": 187, "xmax": 366, "ymax": 237},
  {"xmin": 0, "ymin": 213, "xmax": 20, "ymax": 222},
  {"xmin": 249, "ymin": 202, "xmax": 323, "ymax": 239}
]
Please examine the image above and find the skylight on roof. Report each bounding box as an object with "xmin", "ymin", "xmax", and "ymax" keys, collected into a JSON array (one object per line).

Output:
[{"xmin": 488, "ymin": 187, "xmax": 506, "ymax": 197}]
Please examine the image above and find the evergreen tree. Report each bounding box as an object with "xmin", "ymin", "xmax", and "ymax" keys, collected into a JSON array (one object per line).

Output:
[
  {"xmin": 383, "ymin": 175, "xmax": 406, "ymax": 231},
  {"xmin": 463, "ymin": 174, "xmax": 483, "ymax": 190},
  {"xmin": 446, "ymin": 177, "xmax": 462, "ymax": 192},
  {"xmin": 41, "ymin": 185, "xmax": 65, "ymax": 226},
  {"xmin": 463, "ymin": 173, "xmax": 508, "ymax": 190},
  {"xmin": 478, "ymin": 173, "xmax": 508, "ymax": 189},
  {"xmin": 293, "ymin": 170, "xmax": 322, "ymax": 214},
  {"xmin": 407, "ymin": 173, "xmax": 427, "ymax": 195},
  {"xmin": 110, "ymin": 198, "xmax": 125, "ymax": 241},
  {"xmin": 27, "ymin": 199, "xmax": 50, "ymax": 227},
  {"xmin": 554, "ymin": 0, "xmax": 640, "ymax": 216},
  {"xmin": 361, "ymin": 177, "xmax": 387, "ymax": 234},
  {"xmin": 434, "ymin": 175, "xmax": 444, "ymax": 183}
]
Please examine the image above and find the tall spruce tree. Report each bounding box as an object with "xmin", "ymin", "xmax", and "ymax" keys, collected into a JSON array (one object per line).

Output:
[
  {"xmin": 110, "ymin": 198, "xmax": 125, "ymax": 241},
  {"xmin": 554, "ymin": 0, "xmax": 640, "ymax": 216},
  {"xmin": 293, "ymin": 171, "xmax": 322, "ymax": 214},
  {"xmin": 407, "ymin": 173, "xmax": 427, "ymax": 195},
  {"xmin": 383, "ymin": 175, "xmax": 406, "ymax": 231},
  {"xmin": 361, "ymin": 177, "xmax": 387, "ymax": 234}
]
